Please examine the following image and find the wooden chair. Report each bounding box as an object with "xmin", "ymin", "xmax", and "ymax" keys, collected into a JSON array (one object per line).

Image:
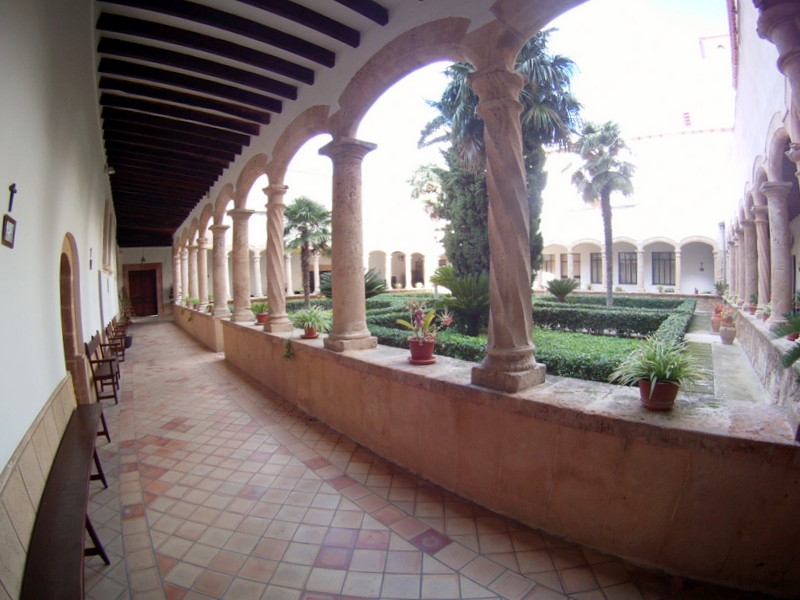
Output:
[
  {"xmin": 103, "ymin": 323, "xmax": 126, "ymax": 363},
  {"xmin": 85, "ymin": 333, "xmax": 119, "ymax": 405}
]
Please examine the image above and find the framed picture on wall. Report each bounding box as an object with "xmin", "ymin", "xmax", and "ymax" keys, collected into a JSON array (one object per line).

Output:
[{"xmin": 2, "ymin": 214, "xmax": 16, "ymax": 249}]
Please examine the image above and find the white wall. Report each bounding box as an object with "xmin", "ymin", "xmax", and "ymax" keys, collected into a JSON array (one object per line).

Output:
[{"xmin": 0, "ymin": 1, "xmax": 113, "ymax": 467}]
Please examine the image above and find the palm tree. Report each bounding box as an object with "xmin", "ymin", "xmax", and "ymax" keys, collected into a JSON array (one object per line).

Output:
[
  {"xmin": 570, "ymin": 121, "xmax": 635, "ymax": 307},
  {"xmin": 419, "ymin": 29, "xmax": 581, "ymax": 172},
  {"xmin": 283, "ymin": 197, "xmax": 331, "ymax": 308}
]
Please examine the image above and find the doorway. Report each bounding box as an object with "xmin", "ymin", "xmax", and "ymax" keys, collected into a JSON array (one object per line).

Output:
[{"xmin": 129, "ymin": 269, "xmax": 158, "ymax": 316}]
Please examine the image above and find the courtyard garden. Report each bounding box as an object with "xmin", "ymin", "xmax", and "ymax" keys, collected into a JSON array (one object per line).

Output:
[{"xmin": 286, "ymin": 292, "xmax": 697, "ymax": 384}]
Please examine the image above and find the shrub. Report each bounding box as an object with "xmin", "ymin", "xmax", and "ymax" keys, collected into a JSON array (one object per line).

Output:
[
  {"xmin": 319, "ymin": 267, "xmax": 387, "ymax": 299},
  {"xmin": 546, "ymin": 278, "xmax": 579, "ymax": 302},
  {"xmin": 437, "ymin": 271, "xmax": 490, "ymax": 336}
]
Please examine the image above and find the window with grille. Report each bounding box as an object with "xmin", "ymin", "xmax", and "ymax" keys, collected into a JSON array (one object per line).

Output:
[
  {"xmin": 543, "ymin": 254, "xmax": 555, "ymax": 274},
  {"xmin": 590, "ymin": 253, "xmax": 602, "ymax": 284},
  {"xmin": 652, "ymin": 251, "xmax": 675, "ymax": 285},
  {"xmin": 618, "ymin": 252, "xmax": 637, "ymax": 285}
]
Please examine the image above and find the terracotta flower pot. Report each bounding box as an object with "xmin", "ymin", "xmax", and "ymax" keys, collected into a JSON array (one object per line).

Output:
[
  {"xmin": 302, "ymin": 326, "xmax": 318, "ymax": 339},
  {"xmin": 408, "ymin": 338, "xmax": 436, "ymax": 365},
  {"xmin": 710, "ymin": 315, "xmax": 721, "ymax": 333},
  {"xmin": 256, "ymin": 312, "xmax": 268, "ymax": 325},
  {"xmin": 719, "ymin": 325, "xmax": 736, "ymax": 345},
  {"xmin": 638, "ymin": 379, "xmax": 679, "ymax": 411}
]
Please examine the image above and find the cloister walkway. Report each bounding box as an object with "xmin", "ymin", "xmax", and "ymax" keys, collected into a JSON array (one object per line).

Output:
[{"xmin": 86, "ymin": 319, "xmax": 777, "ymax": 600}]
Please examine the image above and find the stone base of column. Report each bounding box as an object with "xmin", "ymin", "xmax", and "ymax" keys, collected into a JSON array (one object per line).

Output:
[
  {"xmin": 213, "ymin": 308, "xmax": 230, "ymax": 318},
  {"xmin": 471, "ymin": 362, "xmax": 546, "ymax": 393},
  {"xmin": 231, "ymin": 309, "xmax": 255, "ymax": 323},
  {"xmin": 265, "ymin": 315, "xmax": 293, "ymax": 333},
  {"xmin": 767, "ymin": 315, "xmax": 788, "ymax": 331},
  {"xmin": 324, "ymin": 335, "xmax": 378, "ymax": 352}
]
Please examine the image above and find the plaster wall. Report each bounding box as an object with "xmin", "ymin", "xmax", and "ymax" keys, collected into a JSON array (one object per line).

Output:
[
  {"xmin": 222, "ymin": 320, "xmax": 800, "ymax": 597},
  {"xmin": 0, "ymin": 0, "xmax": 115, "ymax": 468}
]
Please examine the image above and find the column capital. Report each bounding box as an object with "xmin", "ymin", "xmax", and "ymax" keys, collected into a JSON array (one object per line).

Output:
[
  {"xmin": 760, "ymin": 180, "xmax": 793, "ymax": 200},
  {"xmin": 227, "ymin": 207, "xmax": 255, "ymax": 221},
  {"xmin": 263, "ymin": 183, "xmax": 289, "ymax": 197},
  {"xmin": 318, "ymin": 137, "xmax": 377, "ymax": 162},
  {"xmin": 467, "ymin": 67, "xmax": 525, "ymax": 104},
  {"xmin": 209, "ymin": 223, "xmax": 229, "ymax": 233}
]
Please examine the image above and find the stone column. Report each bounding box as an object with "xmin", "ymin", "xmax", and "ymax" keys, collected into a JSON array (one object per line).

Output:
[
  {"xmin": 188, "ymin": 244, "xmax": 199, "ymax": 302},
  {"xmin": 735, "ymin": 231, "xmax": 746, "ymax": 304},
  {"xmin": 318, "ymin": 137, "xmax": 377, "ymax": 351},
  {"xmin": 467, "ymin": 66, "xmax": 545, "ymax": 392},
  {"xmin": 264, "ymin": 184, "xmax": 292, "ymax": 332},
  {"xmin": 228, "ymin": 208, "xmax": 255, "ymax": 322},
  {"xmin": 404, "ymin": 253, "xmax": 412, "ymax": 289},
  {"xmin": 173, "ymin": 250, "xmax": 182, "ymax": 303},
  {"xmin": 197, "ymin": 236, "xmax": 209, "ymax": 310},
  {"xmin": 753, "ymin": 205, "xmax": 771, "ymax": 313},
  {"xmin": 384, "ymin": 253, "xmax": 391, "ymax": 290},
  {"xmin": 251, "ymin": 251, "xmax": 263, "ymax": 297},
  {"xmin": 713, "ymin": 250, "xmax": 722, "ymax": 289},
  {"xmin": 311, "ymin": 251, "xmax": 320, "ymax": 295},
  {"xmin": 674, "ymin": 250, "xmax": 682, "ymax": 293},
  {"xmin": 284, "ymin": 254, "xmax": 293, "ymax": 294},
  {"xmin": 636, "ymin": 249, "xmax": 645, "ymax": 292},
  {"xmin": 761, "ymin": 181, "xmax": 793, "ymax": 326},
  {"xmin": 210, "ymin": 224, "xmax": 230, "ymax": 318},
  {"xmin": 566, "ymin": 251, "xmax": 574, "ymax": 279},
  {"xmin": 757, "ymin": 2, "xmax": 800, "ymax": 118},
  {"xmin": 726, "ymin": 240, "xmax": 736, "ymax": 297},
  {"xmin": 742, "ymin": 219, "xmax": 758, "ymax": 309},
  {"xmin": 180, "ymin": 247, "xmax": 189, "ymax": 304}
]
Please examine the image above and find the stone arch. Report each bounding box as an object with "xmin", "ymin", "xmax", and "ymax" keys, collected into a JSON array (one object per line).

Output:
[
  {"xmin": 214, "ymin": 183, "xmax": 235, "ymax": 223},
  {"xmin": 641, "ymin": 236, "xmax": 677, "ymax": 250},
  {"xmin": 766, "ymin": 125, "xmax": 791, "ymax": 182},
  {"xmin": 60, "ymin": 234, "xmax": 90, "ymax": 405},
  {"xmin": 267, "ymin": 106, "xmax": 331, "ymax": 183},
  {"xmin": 198, "ymin": 203, "xmax": 214, "ymax": 233},
  {"xmin": 234, "ymin": 154, "xmax": 269, "ymax": 207}
]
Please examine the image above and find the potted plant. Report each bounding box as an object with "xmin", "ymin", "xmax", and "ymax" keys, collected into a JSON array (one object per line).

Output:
[
  {"xmin": 396, "ymin": 302, "xmax": 452, "ymax": 364},
  {"xmin": 290, "ymin": 306, "xmax": 331, "ymax": 339},
  {"xmin": 773, "ymin": 312, "xmax": 800, "ymax": 342},
  {"xmin": 719, "ymin": 306, "xmax": 737, "ymax": 344},
  {"xmin": 749, "ymin": 294, "xmax": 758, "ymax": 315},
  {"xmin": 762, "ymin": 302, "xmax": 772, "ymax": 322},
  {"xmin": 714, "ymin": 281, "xmax": 728, "ymax": 296},
  {"xmin": 710, "ymin": 303, "xmax": 723, "ymax": 333},
  {"xmin": 609, "ymin": 336, "xmax": 704, "ymax": 411},
  {"xmin": 250, "ymin": 301, "xmax": 269, "ymax": 324}
]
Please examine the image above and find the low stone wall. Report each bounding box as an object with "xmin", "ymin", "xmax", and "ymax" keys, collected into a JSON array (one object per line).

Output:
[
  {"xmin": 172, "ymin": 305, "xmax": 225, "ymax": 352},
  {"xmin": 735, "ymin": 311, "xmax": 800, "ymax": 438},
  {"xmin": 221, "ymin": 320, "xmax": 800, "ymax": 598}
]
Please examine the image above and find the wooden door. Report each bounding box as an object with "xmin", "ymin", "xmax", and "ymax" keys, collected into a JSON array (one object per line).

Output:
[{"xmin": 128, "ymin": 269, "xmax": 158, "ymax": 316}]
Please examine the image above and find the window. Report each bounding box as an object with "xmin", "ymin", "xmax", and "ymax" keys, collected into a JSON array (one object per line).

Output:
[
  {"xmin": 573, "ymin": 255, "xmax": 581, "ymax": 281},
  {"xmin": 542, "ymin": 254, "xmax": 555, "ymax": 274},
  {"xmin": 652, "ymin": 251, "xmax": 675, "ymax": 285},
  {"xmin": 618, "ymin": 252, "xmax": 637, "ymax": 285},
  {"xmin": 560, "ymin": 254, "xmax": 568, "ymax": 278},
  {"xmin": 590, "ymin": 253, "xmax": 602, "ymax": 284}
]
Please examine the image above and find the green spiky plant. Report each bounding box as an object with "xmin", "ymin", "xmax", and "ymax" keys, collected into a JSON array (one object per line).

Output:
[
  {"xmin": 546, "ymin": 277, "xmax": 579, "ymax": 302},
  {"xmin": 772, "ymin": 313, "xmax": 800, "ymax": 381},
  {"xmin": 609, "ymin": 336, "xmax": 704, "ymax": 398}
]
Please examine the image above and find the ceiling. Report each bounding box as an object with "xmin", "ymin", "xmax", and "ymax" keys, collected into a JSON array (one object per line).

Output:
[{"xmin": 95, "ymin": 0, "xmax": 391, "ymax": 247}]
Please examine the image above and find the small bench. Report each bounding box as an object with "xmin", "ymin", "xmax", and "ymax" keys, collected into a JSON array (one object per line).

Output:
[{"xmin": 20, "ymin": 403, "xmax": 109, "ymax": 600}]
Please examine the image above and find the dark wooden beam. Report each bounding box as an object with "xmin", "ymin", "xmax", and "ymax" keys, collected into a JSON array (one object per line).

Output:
[
  {"xmin": 332, "ymin": 0, "xmax": 389, "ymax": 25},
  {"xmin": 101, "ymin": 107, "xmax": 250, "ymax": 146},
  {"xmin": 236, "ymin": 0, "xmax": 360, "ymax": 47}
]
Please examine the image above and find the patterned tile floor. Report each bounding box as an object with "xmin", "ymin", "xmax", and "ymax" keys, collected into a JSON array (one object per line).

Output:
[{"xmin": 86, "ymin": 319, "xmax": 778, "ymax": 600}]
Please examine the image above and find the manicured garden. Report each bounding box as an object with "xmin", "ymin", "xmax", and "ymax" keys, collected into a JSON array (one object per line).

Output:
[{"xmin": 287, "ymin": 293, "xmax": 697, "ymax": 384}]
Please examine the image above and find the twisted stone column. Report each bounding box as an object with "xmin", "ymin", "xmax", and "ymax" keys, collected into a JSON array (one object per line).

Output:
[
  {"xmin": 197, "ymin": 236, "xmax": 209, "ymax": 310},
  {"xmin": 761, "ymin": 181, "xmax": 793, "ymax": 326},
  {"xmin": 753, "ymin": 206, "xmax": 771, "ymax": 312},
  {"xmin": 467, "ymin": 66, "xmax": 545, "ymax": 391},
  {"xmin": 319, "ymin": 137, "xmax": 377, "ymax": 352},
  {"xmin": 209, "ymin": 224, "xmax": 230, "ymax": 318},
  {"xmin": 228, "ymin": 208, "xmax": 255, "ymax": 322},
  {"xmin": 742, "ymin": 219, "xmax": 757, "ymax": 308},
  {"xmin": 172, "ymin": 250, "xmax": 182, "ymax": 303},
  {"xmin": 263, "ymin": 184, "xmax": 292, "ymax": 332}
]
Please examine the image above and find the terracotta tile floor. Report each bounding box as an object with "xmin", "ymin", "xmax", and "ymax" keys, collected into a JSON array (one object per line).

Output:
[{"xmin": 85, "ymin": 320, "xmax": 777, "ymax": 600}]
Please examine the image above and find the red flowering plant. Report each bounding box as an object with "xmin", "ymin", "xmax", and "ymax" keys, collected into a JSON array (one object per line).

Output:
[
  {"xmin": 396, "ymin": 302, "xmax": 453, "ymax": 342},
  {"xmin": 720, "ymin": 306, "xmax": 738, "ymax": 324},
  {"xmin": 713, "ymin": 303, "xmax": 724, "ymax": 316}
]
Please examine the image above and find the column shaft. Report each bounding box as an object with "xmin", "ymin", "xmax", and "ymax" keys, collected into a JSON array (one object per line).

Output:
[
  {"xmin": 173, "ymin": 251, "xmax": 182, "ymax": 303},
  {"xmin": 228, "ymin": 208, "xmax": 255, "ymax": 322},
  {"xmin": 180, "ymin": 248, "xmax": 189, "ymax": 304},
  {"xmin": 197, "ymin": 236, "xmax": 209, "ymax": 309},
  {"xmin": 264, "ymin": 184, "xmax": 293, "ymax": 332},
  {"xmin": 761, "ymin": 181, "xmax": 793, "ymax": 326},
  {"xmin": 319, "ymin": 138, "xmax": 377, "ymax": 351},
  {"xmin": 754, "ymin": 206, "xmax": 771, "ymax": 311},
  {"xmin": 467, "ymin": 67, "xmax": 544, "ymax": 392},
  {"xmin": 210, "ymin": 224, "xmax": 231, "ymax": 318},
  {"xmin": 742, "ymin": 220, "xmax": 757, "ymax": 307}
]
